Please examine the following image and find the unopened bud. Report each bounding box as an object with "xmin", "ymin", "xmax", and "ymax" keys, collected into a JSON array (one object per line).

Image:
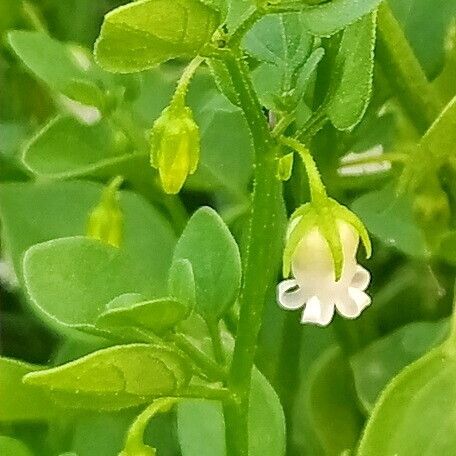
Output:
[
  {"xmin": 87, "ymin": 176, "xmax": 124, "ymax": 247},
  {"xmin": 150, "ymin": 103, "xmax": 200, "ymax": 195}
]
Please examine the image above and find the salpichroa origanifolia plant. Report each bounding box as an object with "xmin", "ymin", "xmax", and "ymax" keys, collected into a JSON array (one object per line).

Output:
[{"xmin": 1, "ymin": 0, "xmax": 456, "ymax": 454}]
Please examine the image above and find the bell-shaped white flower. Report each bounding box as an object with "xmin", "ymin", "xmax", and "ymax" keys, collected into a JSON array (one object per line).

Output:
[{"xmin": 277, "ymin": 219, "xmax": 371, "ymax": 326}]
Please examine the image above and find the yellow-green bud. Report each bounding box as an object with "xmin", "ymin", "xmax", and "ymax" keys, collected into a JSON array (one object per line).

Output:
[
  {"xmin": 150, "ymin": 104, "xmax": 200, "ymax": 195},
  {"xmin": 87, "ymin": 176, "xmax": 124, "ymax": 247}
]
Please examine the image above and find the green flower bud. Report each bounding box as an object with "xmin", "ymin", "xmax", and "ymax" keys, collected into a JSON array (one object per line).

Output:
[
  {"xmin": 87, "ymin": 176, "xmax": 123, "ymax": 247},
  {"xmin": 150, "ymin": 104, "xmax": 200, "ymax": 195}
]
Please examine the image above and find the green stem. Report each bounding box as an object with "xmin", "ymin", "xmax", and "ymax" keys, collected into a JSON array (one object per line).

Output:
[
  {"xmin": 122, "ymin": 398, "xmax": 177, "ymax": 454},
  {"xmin": 280, "ymin": 136, "xmax": 327, "ymax": 206},
  {"xmin": 376, "ymin": 2, "xmax": 442, "ymax": 133},
  {"xmin": 208, "ymin": 320, "xmax": 226, "ymax": 365},
  {"xmin": 171, "ymin": 56, "xmax": 205, "ymax": 107},
  {"xmin": 171, "ymin": 333, "xmax": 227, "ymax": 381},
  {"xmin": 222, "ymin": 50, "xmax": 282, "ymax": 456}
]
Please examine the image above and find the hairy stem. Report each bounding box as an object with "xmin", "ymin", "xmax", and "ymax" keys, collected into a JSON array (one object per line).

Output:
[
  {"xmin": 222, "ymin": 50, "xmax": 282, "ymax": 456},
  {"xmin": 376, "ymin": 2, "xmax": 442, "ymax": 133}
]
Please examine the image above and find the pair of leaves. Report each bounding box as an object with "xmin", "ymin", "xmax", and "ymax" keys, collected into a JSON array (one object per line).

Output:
[
  {"xmin": 244, "ymin": 13, "xmax": 324, "ymax": 111},
  {"xmin": 173, "ymin": 207, "xmax": 242, "ymax": 321},
  {"xmin": 24, "ymin": 344, "xmax": 191, "ymax": 411},
  {"xmin": 176, "ymin": 370, "xmax": 286, "ymax": 456}
]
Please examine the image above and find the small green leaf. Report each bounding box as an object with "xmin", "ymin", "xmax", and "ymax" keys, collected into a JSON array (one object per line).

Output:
[
  {"xmin": 24, "ymin": 344, "xmax": 191, "ymax": 410},
  {"xmin": 0, "ymin": 357, "xmax": 58, "ymax": 422},
  {"xmin": 94, "ymin": 0, "xmax": 220, "ymax": 73},
  {"xmin": 172, "ymin": 207, "xmax": 241, "ymax": 320},
  {"xmin": 351, "ymin": 319, "xmax": 449, "ymax": 413},
  {"xmin": 23, "ymin": 236, "xmax": 156, "ymax": 335},
  {"xmin": 308, "ymin": 347, "xmax": 363, "ymax": 455},
  {"xmin": 358, "ymin": 343, "xmax": 456, "ymax": 455},
  {"xmin": 22, "ymin": 116, "xmax": 140, "ymax": 179},
  {"xmin": 97, "ymin": 297, "xmax": 190, "ymax": 336},
  {"xmin": 207, "ymin": 59, "xmax": 240, "ymax": 106},
  {"xmin": 177, "ymin": 400, "xmax": 226, "ymax": 456},
  {"xmin": 327, "ymin": 12, "xmax": 376, "ymax": 130},
  {"xmin": 301, "ymin": 0, "xmax": 382, "ymax": 37},
  {"xmin": 0, "ymin": 437, "xmax": 33, "ymax": 456},
  {"xmin": 351, "ymin": 185, "xmax": 428, "ymax": 258}
]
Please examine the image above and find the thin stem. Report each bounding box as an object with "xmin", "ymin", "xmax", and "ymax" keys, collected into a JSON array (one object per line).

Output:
[
  {"xmin": 171, "ymin": 333, "xmax": 227, "ymax": 381},
  {"xmin": 208, "ymin": 320, "xmax": 226, "ymax": 365},
  {"xmin": 171, "ymin": 56, "xmax": 205, "ymax": 107},
  {"xmin": 376, "ymin": 2, "xmax": 442, "ymax": 133},
  {"xmin": 222, "ymin": 49, "xmax": 282, "ymax": 456},
  {"xmin": 122, "ymin": 398, "xmax": 177, "ymax": 454},
  {"xmin": 280, "ymin": 136, "xmax": 328, "ymax": 205},
  {"xmin": 228, "ymin": 7, "xmax": 262, "ymax": 46}
]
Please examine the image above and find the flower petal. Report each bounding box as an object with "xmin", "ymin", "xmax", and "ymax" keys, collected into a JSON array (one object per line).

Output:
[
  {"xmin": 277, "ymin": 279, "xmax": 306, "ymax": 310},
  {"xmin": 351, "ymin": 265, "xmax": 370, "ymax": 291},
  {"xmin": 336, "ymin": 288, "xmax": 371, "ymax": 319},
  {"xmin": 301, "ymin": 296, "xmax": 334, "ymax": 326}
]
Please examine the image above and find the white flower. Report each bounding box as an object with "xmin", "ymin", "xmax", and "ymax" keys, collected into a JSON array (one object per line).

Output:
[{"xmin": 277, "ymin": 219, "xmax": 371, "ymax": 326}]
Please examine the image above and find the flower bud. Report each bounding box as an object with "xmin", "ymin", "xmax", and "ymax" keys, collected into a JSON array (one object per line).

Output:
[
  {"xmin": 87, "ymin": 176, "xmax": 123, "ymax": 247},
  {"xmin": 150, "ymin": 104, "xmax": 200, "ymax": 194}
]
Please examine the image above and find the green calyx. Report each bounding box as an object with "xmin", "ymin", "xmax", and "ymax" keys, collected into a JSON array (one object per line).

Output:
[
  {"xmin": 150, "ymin": 103, "xmax": 200, "ymax": 194},
  {"xmin": 283, "ymin": 199, "xmax": 371, "ymax": 281},
  {"xmin": 86, "ymin": 176, "xmax": 124, "ymax": 247}
]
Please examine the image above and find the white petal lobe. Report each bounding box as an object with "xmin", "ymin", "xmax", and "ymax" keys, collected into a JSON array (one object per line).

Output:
[{"xmin": 277, "ymin": 279, "xmax": 306, "ymax": 310}]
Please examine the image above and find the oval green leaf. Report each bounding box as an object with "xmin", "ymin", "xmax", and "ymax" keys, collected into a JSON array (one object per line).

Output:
[
  {"xmin": 94, "ymin": 0, "xmax": 220, "ymax": 73},
  {"xmin": 23, "ymin": 344, "xmax": 191, "ymax": 411}
]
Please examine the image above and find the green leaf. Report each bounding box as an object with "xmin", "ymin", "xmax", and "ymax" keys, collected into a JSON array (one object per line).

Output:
[
  {"xmin": 172, "ymin": 207, "xmax": 241, "ymax": 320},
  {"xmin": 327, "ymin": 12, "xmax": 376, "ymax": 130},
  {"xmin": 357, "ymin": 342, "xmax": 456, "ymax": 455},
  {"xmin": 188, "ymin": 93, "xmax": 254, "ymax": 196},
  {"xmin": 351, "ymin": 320, "xmax": 449, "ymax": 413},
  {"xmin": 97, "ymin": 297, "xmax": 190, "ymax": 336},
  {"xmin": 301, "ymin": 0, "xmax": 383, "ymax": 36},
  {"xmin": 23, "ymin": 344, "xmax": 191, "ymax": 410},
  {"xmin": 177, "ymin": 400, "xmax": 226, "ymax": 456},
  {"xmin": 0, "ymin": 437, "xmax": 33, "ymax": 456},
  {"xmin": 249, "ymin": 370, "xmax": 286, "ymax": 456},
  {"xmin": 176, "ymin": 370, "xmax": 285, "ymax": 456},
  {"xmin": 94, "ymin": 0, "xmax": 220, "ymax": 73},
  {"xmin": 420, "ymin": 94, "xmax": 456, "ymax": 161},
  {"xmin": 168, "ymin": 259, "xmax": 197, "ymax": 308},
  {"xmin": 0, "ymin": 181, "xmax": 176, "ymax": 287},
  {"xmin": 22, "ymin": 116, "xmax": 136, "ymax": 178},
  {"xmin": 351, "ymin": 184, "xmax": 428, "ymax": 257},
  {"xmin": 308, "ymin": 347, "xmax": 363, "ymax": 456},
  {"xmin": 0, "ymin": 357, "xmax": 58, "ymax": 422},
  {"xmin": 23, "ymin": 236, "xmax": 156, "ymax": 335},
  {"xmin": 8, "ymin": 31, "xmax": 105, "ymax": 106}
]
